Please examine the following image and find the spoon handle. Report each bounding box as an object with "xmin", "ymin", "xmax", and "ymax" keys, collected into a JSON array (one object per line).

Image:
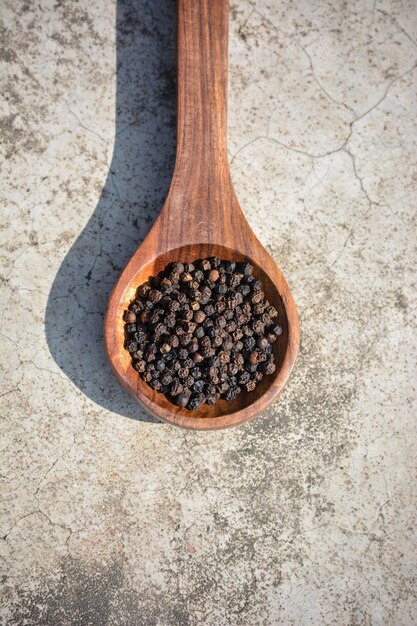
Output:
[
  {"xmin": 175, "ymin": 0, "xmax": 229, "ymax": 180},
  {"xmin": 157, "ymin": 0, "xmax": 246, "ymax": 245}
]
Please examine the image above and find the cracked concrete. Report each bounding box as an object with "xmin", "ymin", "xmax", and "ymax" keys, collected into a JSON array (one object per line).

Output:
[{"xmin": 1, "ymin": 0, "xmax": 416, "ymax": 624}]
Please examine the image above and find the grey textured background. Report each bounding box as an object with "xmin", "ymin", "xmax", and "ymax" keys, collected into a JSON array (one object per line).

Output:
[{"xmin": 1, "ymin": 0, "xmax": 416, "ymax": 624}]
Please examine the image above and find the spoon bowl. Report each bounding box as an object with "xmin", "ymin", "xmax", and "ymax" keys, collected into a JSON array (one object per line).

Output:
[
  {"xmin": 105, "ymin": 239, "xmax": 299, "ymax": 429},
  {"xmin": 105, "ymin": 0, "xmax": 300, "ymax": 429}
]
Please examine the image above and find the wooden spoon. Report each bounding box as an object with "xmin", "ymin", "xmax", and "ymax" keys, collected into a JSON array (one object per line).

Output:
[{"xmin": 105, "ymin": 0, "xmax": 300, "ymax": 429}]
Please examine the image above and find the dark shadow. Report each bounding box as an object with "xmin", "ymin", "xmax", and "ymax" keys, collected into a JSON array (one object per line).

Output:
[{"xmin": 45, "ymin": 0, "xmax": 177, "ymax": 422}]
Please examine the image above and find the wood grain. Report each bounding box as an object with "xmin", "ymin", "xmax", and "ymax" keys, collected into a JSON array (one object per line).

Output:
[{"xmin": 104, "ymin": 0, "xmax": 300, "ymax": 429}]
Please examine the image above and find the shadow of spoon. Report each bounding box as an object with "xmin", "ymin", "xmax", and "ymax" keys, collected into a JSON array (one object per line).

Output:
[{"xmin": 45, "ymin": 0, "xmax": 177, "ymax": 422}]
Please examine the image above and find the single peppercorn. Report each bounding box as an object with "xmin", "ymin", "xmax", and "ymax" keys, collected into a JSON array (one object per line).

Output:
[
  {"xmin": 203, "ymin": 304, "xmax": 215, "ymax": 317},
  {"xmin": 240, "ymin": 371, "xmax": 251, "ymax": 384},
  {"xmin": 256, "ymin": 337, "xmax": 268, "ymax": 350},
  {"xmin": 228, "ymin": 362, "xmax": 239, "ymax": 376},
  {"xmin": 126, "ymin": 340, "xmax": 138, "ymax": 353},
  {"xmin": 193, "ymin": 379, "xmax": 205, "ymax": 393},
  {"xmin": 200, "ymin": 259, "xmax": 211, "ymax": 271},
  {"xmin": 243, "ymin": 337, "xmax": 256, "ymax": 350},
  {"xmin": 125, "ymin": 310, "xmax": 136, "ymax": 324},
  {"xmin": 193, "ymin": 310, "xmax": 206, "ymax": 323},
  {"xmin": 176, "ymin": 392, "xmax": 190, "ymax": 407},
  {"xmin": 188, "ymin": 341, "xmax": 199, "ymax": 354},
  {"xmin": 209, "ymin": 269, "xmax": 219, "ymax": 282},
  {"xmin": 261, "ymin": 362, "xmax": 276, "ymax": 375},
  {"xmin": 179, "ymin": 334, "xmax": 192, "ymax": 346},
  {"xmin": 248, "ymin": 351, "xmax": 260, "ymax": 365},
  {"xmin": 188, "ymin": 396, "xmax": 202, "ymax": 410},
  {"xmin": 170, "ymin": 380, "xmax": 183, "ymax": 396}
]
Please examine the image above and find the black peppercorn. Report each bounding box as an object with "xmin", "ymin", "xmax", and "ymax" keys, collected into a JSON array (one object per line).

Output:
[
  {"xmin": 232, "ymin": 340, "xmax": 244, "ymax": 352},
  {"xmin": 203, "ymin": 304, "xmax": 215, "ymax": 317},
  {"xmin": 176, "ymin": 392, "xmax": 190, "ymax": 407},
  {"xmin": 178, "ymin": 348, "xmax": 188, "ymax": 360},
  {"xmin": 240, "ymin": 371, "xmax": 250, "ymax": 384},
  {"xmin": 215, "ymin": 284, "xmax": 227, "ymax": 295},
  {"xmin": 171, "ymin": 262, "xmax": 184, "ymax": 274},
  {"xmin": 170, "ymin": 380, "xmax": 183, "ymax": 396},
  {"xmin": 193, "ymin": 379, "xmax": 205, "ymax": 393},
  {"xmin": 187, "ymin": 396, "xmax": 202, "ymax": 410},
  {"xmin": 212, "ymin": 335, "xmax": 223, "ymax": 347},
  {"xmin": 185, "ymin": 376, "xmax": 195, "ymax": 388},
  {"xmin": 169, "ymin": 300, "xmax": 180, "ymax": 312},
  {"xmin": 125, "ymin": 310, "xmax": 136, "ymax": 323},
  {"xmin": 256, "ymin": 337, "xmax": 268, "ymax": 350},
  {"xmin": 154, "ymin": 323, "xmax": 167, "ymax": 336},
  {"xmin": 200, "ymin": 259, "xmax": 211, "ymax": 271},
  {"xmin": 179, "ymin": 334, "xmax": 192, "ymax": 346},
  {"xmin": 126, "ymin": 340, "xmax": 138, "ymax": 353},
  {"xmin": 193, "ymin": 310, "xmax": 206, "ymax": 323},
  {"xmin": 148, "ymin": 289, "xmax": 162, "ymax": 303},
  {"xmin": 248, "ymin": 351, "xmax": 260, "ymax": 365},
  {"xmin": 228, "ymin": 363, "xmax": 239, "ymax": 376},
  {"xmin": 162, "ymin": 373, "xmax": 173, "ymax": 386},
  {"xmin": 234, "ymin": 353, "xmax": 245, "ymax": 366},
  {"xmin": 225, "ymin": 387, "xmax": 240, "ymax": 400},
  {"xmin": 270, "ymin": 324, "xmax": 282, "ymax": 336},
  {"xmin": 237, "ymin": 284, "xmax": 250, "ymax": 297},
  {"xmin": 209, "ymin": 269, "xmax": 219, "ymax": 282},
  {"xmin": 194, "ymin": 326, "xmax": 205, "ymax": 339},
  {"xmin": 222, "ymin": 338, "xmax": 233, "ymax": 352},
  {"xmin": 125, "ymin": 256, "xmax": 278, "ymax": 408},
  {"xmin": 251, "ymin": 291, "xmax": 264, "ymax": 304},
  {"xmin": 262, "ymin": 362, "xmax": 276, "ymax": 375},
  {"xmin": 155, "ymin": 359, "xmax": 166, "ymax": 372},
  {"xmin": 168, "ymin": 335, "xmax": 179, "ymax": 348},
  {"xmin": 219, "ymin": 351, "xmax": 230, "ymax": 364},
  {"xmin": 243, "ymin": 337, "xmax": 256, "ymax": 350},
  {"xmin": 138, "ymin": 284, "xmax": 150, "ymax": 297}
]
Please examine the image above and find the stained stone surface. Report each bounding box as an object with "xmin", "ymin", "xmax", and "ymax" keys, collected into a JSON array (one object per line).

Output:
[{"xmin": 1, "ymin": 0, "xmax": 416, "ymax": 624}]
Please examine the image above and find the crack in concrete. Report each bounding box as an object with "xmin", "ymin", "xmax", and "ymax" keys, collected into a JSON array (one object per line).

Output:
[
  {"xmin": 232, "ymin": 10, "xmax": 417, "ymax": 166},
  {"xmin": 231, "ymin": 61, "xmax": 416, "ymax": 165},
  {"xmin": 253, "ymin": 8, "xmax": 357, "ymax": 116},
  {"xmin": 376, "ymin": 8, "xmax": 417, "ymax": 50},
  {"xmin": 330, "ymin": 216, "xmax": 362, "ymax": 268},
  {"xmin": 64, "ymin": 100, "xmax": 109, "ymax": 146}
]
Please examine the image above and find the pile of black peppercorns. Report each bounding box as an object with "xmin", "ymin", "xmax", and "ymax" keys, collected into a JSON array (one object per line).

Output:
[{"xmin": 124, "ymin": 258, "xmax": 282, "ymax": 410}]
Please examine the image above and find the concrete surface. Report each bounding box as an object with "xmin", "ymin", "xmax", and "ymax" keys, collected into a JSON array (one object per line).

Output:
[{"xmin": 1, "ymin": 0, "xmax": 416, "ymax": 624}]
